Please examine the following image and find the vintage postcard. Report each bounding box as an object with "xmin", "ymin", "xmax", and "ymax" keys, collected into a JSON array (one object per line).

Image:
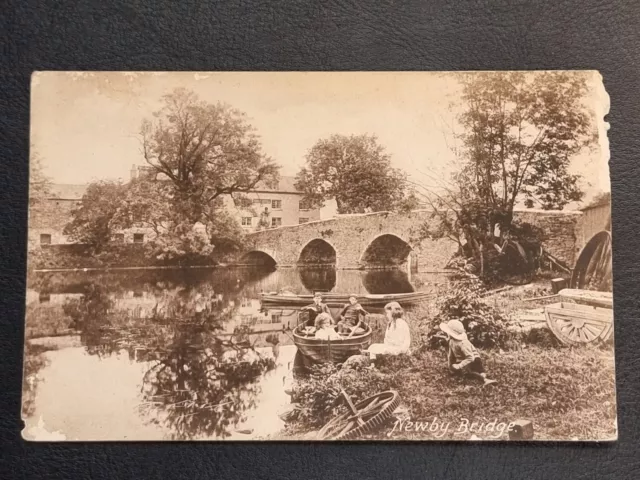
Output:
[{"xmin": 23, "ymin": 71, "xmax": 614, "ymax": 441}]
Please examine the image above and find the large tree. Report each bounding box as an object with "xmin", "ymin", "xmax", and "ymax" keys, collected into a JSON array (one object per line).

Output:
[
  {"xmin": 66, "ymin": 89, "xmax": 278, "ymax": 259},
  {"xmin": 455, "ymin": 71, "xmax": 594, "ymax": 214},
  {"xmin": 139, "ymin": 88, "xmax": 279, "ymax": 223},
  {"xmin": 295, "ymin": 134, "xmax": 410, "ymax": 214},
  {"xmin": 63, "ymin": 181, "xmax": 126, "ymax": 251},
  {"xmin": 419, "ymin": 71, "xmax": 596, "ymax": 274}
]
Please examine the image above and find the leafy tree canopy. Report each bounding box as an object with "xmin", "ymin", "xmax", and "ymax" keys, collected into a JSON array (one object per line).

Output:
[
  {"xmin": 418, "ymin": 72, "xmax": 596, "ymax": 277},
  {"xmin": 295, "ymin": 134, "xmax": 411, "ymax": 214},
  {"xmin": 63, "ymin": 181, "xmax": 126, "ymax": 251},
  {"xmin": 456, "ymin": 71, "xmax": 594, "ymax": 213}
]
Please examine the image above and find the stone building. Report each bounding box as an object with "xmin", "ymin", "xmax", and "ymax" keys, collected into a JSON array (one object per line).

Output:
[
  {"xmin": 219, "ymin": 175, "xmax": 321, "ymax": 231},
  {"xmin": 28, "ymin": 169, "xmax": 321, "ymax": 248},
  {"xmin": 28, "ymin": 184, "xmax": 87, "ymax": 249}
]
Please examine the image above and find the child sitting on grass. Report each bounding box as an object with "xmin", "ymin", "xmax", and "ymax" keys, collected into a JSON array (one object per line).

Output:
[{"xmin": 439, "ymin": 319, "xmax": 497, "ymax": 387}]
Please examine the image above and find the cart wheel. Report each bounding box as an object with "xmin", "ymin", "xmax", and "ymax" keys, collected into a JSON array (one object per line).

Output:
[
  {"xmin": 571, "ymin": 231, "xmax": 612, "ymax": 292},
  {"xmin": 545, "ymin": 306, "xmax": 613, "ymax": 346},
  {"xmin": 317, "ymin": 390, "xmax": 400, "ymax": 440}
]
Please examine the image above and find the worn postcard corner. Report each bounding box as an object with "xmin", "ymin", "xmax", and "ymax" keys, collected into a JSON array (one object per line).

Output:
[{"xmin": 24, "ymin": 71, "xmax": 614, "ymax": 442}]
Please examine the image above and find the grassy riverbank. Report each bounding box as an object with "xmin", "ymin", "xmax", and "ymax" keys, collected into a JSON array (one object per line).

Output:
[
  {"xmin": 276, "ymin": 344, "xmax": 616, "ymax": 441},
  {"xmin": 276, "ymin": 275, "xmax": 616, "ymax": 442}
]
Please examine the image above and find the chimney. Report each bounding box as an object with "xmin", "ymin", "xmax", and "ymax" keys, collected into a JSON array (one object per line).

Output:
[{"xmin": 130, "ymin": 164, "xmax": 137, "ymax": 181}]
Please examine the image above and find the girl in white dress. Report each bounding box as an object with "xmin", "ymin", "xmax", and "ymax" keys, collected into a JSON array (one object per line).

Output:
[{"xmin": 367, "ymin": 301, "xmax": 411, "ymax": 359}]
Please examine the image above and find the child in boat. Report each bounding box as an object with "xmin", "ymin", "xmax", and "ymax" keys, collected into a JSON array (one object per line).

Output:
[
  {"xmin": 439, "ymin": 319, "xmax": 497, "ymax": 386},
  {"xmin": 314, "ymin": 313, "xmax": 341, "ymax": 341},
  {"xmin": 301, "ymin": 293, "xmax": 332, "ymax": 328},
  {"xmin": 337, "ymin": 295, "xmax": 368, "ymax": 335}
]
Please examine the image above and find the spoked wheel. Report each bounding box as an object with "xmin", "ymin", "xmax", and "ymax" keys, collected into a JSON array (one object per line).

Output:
[
  {"xmin": 317, "ymin": 390, "xmax": 400, "ymax": 440},
  {"xmin": 545, "ymin": 303, "xmax": 614, "ymax": 346},
  {"xmin": 571, "ymin": 231, "xmax": 613, "ymax": 292},
  {"xmin": 497, "ymin": 241, "xmax": 534, "ymax": 285}
]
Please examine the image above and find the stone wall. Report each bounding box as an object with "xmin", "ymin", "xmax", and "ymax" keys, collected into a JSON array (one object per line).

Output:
[{"xmin": 513, "ymin": 208, "xmax": 584, "ymax": 266}]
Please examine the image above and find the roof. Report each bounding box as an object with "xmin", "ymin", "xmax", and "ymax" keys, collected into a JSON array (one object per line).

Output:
[
  {"xmin": 253, "ymin": 175, "xmax": 300, "ymax": 193},
  {"xmin": 44, "ymin": 175, "xmax": 300, "ymax": 200},
  {"xmin": 48, "ymin": 184, "xmax": 88, "ymax": 200}
]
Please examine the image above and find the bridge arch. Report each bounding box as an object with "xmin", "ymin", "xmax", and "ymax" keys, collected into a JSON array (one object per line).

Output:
[
  {"xmin": 297, "ymin": 238, "xmax": 337, "ymax": 266},
  {"xmin": 239, "ymin": 249, "xmax": 278, "ymax": 267},
  {"xmin": 360, "ymin": 233, "xmax": 413, "ymax": 268}
]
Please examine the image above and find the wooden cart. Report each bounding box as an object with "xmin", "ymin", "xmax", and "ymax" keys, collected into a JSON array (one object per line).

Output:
[{"xmin": 544, "ymin": 301, "xmax": 613, "ymax": 346}]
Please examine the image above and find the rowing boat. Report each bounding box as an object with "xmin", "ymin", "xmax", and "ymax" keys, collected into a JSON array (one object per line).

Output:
[
  {"xmin": 260, "ymin": 291, "xmax": 431, "ymax": 307},
  {"xmin": 292, "ymin": 324, "xmax": 373, "ymax": 364}
]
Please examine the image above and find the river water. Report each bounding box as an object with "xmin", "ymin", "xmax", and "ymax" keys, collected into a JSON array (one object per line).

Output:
[{"xmin": 23, "ymin": 266, "xmax": 450, "ymax": 441}]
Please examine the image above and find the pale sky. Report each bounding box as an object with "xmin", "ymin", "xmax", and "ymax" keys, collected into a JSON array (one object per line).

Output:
[{"xmin": 31, "ymin": 71, "xmax": 610, "ymax": 204}]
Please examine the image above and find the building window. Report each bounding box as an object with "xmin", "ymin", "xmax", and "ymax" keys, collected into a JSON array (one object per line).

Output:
[
  {"xmin": 39, "ymin": 293, "xmax": 51, "ymax": 303},
  {"xmin": 271, "ymin": 199, "xmax": 282, "ymax": 210},
  {"xmin": 113, "ymin": 233, "xmax": 125, "ymax": 243},
  {"xmin": 241, "ymin": 217, "xmax": 252, "ymax": 226},
  {"xmin": 299, "ymin": 218, "xmax": 309, "ymax": 224},
  {"xmin": 299, "ymin": 200, "xmax": 310, "ymax": 211},
  {"xmin": 271, "ymin": 217, "xmax": 282, "ymax": 228},
  {"xmin": 40, "ymin": 234, "xmax": 52, "ymax": 245},
  {"xmin": 133, "ymin": 233, "xmax": 144, "ymax": 243},
  {"xmin": 271, "ymin": 314, "xmax": 282, "ymax": 324},
  {"xmin": 253, "ymin": 198, "xmax": 271, "ymax": 205},
  {"xmin": 240, "ymin": 315, "xmax": 257, "ymax": 326}
]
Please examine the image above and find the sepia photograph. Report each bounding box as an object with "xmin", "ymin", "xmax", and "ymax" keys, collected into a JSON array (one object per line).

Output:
[{"xmin": 23, "ymin": 71, "xmax": 614, "ymax": 441}]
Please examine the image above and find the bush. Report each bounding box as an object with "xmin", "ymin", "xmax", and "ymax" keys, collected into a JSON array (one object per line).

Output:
[
  {"xmin": 286, "ymin": 362, "xmax": 394, "ymax": 432},
  {"xmin": 426, "ymin": 260, "xmax": 512, "ymax": 350}
]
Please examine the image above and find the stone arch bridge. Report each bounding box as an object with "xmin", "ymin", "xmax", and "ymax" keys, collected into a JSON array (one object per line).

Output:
[
  {"xmin": 238, "ymin": 209, "xmax": 585, "ymax": 272},
  {"xmin": 239, "ymin": 211, "xmax": 456, "ymax": 271}
]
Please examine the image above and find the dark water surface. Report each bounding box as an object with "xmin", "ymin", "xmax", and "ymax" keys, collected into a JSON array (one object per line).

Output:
[{"xmin": 23, "ymin": 267, "xmax": 450, "ymax": 440}]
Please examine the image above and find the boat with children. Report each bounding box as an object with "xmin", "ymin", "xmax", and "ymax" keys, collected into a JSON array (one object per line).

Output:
[
  {"xmin": 260, "ymin": 290, "xmax": 431, "ymax": 307},
  {"xmin": 292, "ymin": 323, "xmax": 373, "ymax": 365}
]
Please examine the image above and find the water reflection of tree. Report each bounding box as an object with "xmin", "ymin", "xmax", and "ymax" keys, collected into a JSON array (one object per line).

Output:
[
  {"xmin": 21, "ymin": 343, "xmax": 52, "ymax": 419},
  {"xmin": 64, "ymin": 280, "xmax": 277, "ymax": 440},
  {"xmin": 139, "ymin": 335, "xmax": 275, "ymax": 440}
]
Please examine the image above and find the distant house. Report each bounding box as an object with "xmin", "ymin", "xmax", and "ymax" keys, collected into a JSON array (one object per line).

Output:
[{"xmin": 219, "ymin": 175, "xmax": 321, "ymax": 231}]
